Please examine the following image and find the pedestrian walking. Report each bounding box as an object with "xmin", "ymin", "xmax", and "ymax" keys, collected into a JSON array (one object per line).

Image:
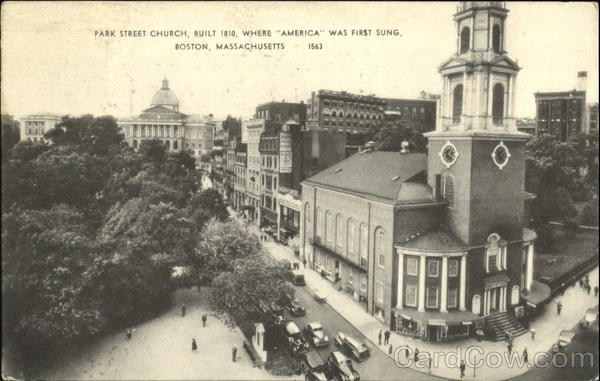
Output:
[
  {"xmin": 557, "ymin": 301, "xmax": 562, "ymax": 315},
  {"xmin": 388, "ymin": 344, "xmax": 393, "ymax": 355},
  {"xmin": 505, "ymin": 330, "xmax": 510, "ymax": 343},
  {"xmin": 182, "ymin": 303, "xmax": 186, "ymax": 317},
  {"xmin": 586, "ymin": 284, "xmax": 591, "ymax": 295},
  {"xmin": 126, "ymin": 328, "xmax": 132, "ymax": 340},
  {"xmin": 414, "ymin": 347, "xmax": 419, "ymax": 362},
  {"xmin": 530, "ymin": 328, "xmax": 535, "ymax": 341},
  {"xmin": 459, "ymin": 360, "xmax": 465, "ymax": 378},
  {"xmin": 384, "ymin": 330, "xmax": 390, "ymax": 345},
  {"xmin": 202, "ymin": 314, "xmax": 207, "ymax": 327},
  {"xmin": 428, "ymin": 355, "xmax": 432, "ymax": 374},
  {"xmin": 232, "ymin": 344, "xmax": 237, "ymax": 362},
  {"xmin": 378, "ymin": 330, "xmax": 382, "ymax": 345},
  {"xmin": 192, "ymin": 338, "xmax": 197, "ymax": 351},
  {"xmin": 507, "ymin": 341, "xmax": 513, "ymax": 354},
  {"xmin": 303, "ymin": 258, "xmax": 307, "ymax": 268},
  {"xmin": 522, "ymin": 348, "xmax": 528, "ymax": 363},
  {"xmin": 595, "ymin": 286, "xmax": 599, "ymax": 297}
]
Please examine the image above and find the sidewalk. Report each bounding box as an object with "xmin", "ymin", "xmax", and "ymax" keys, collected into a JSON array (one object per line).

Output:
[{"xmin": 260, "ymin": 231, "xmax": 599, "ymax": 381}]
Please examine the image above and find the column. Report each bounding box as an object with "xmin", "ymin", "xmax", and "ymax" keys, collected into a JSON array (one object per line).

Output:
[
  {"xmin": 502, "ymin": 286, "xmax": 507, "ymax": 311},
  {"xmin": 462, "ymin": 71, "xmax": 469, "ymax": 131},
  {"xmin": 507, "ymin": 76, "xmax": 513, "ymax": 122},
  {"xmin": 487, "ymin": 71, "xmax": 494, "ymax": 125},
  {"xmin": 418, "ymin": 256, "xmax": 426, "ymax": 312},
  {"xmin": 397, "ymin": 251, "xmax": 404, "ymax": 309},
  {"xmin": 484, "ymin": 289, "xmax": 490, "ymax": 315},
  {"xmin": 440, "ymin": 256, "xmax": 448, "ymax": 313},
  {"xmin": 459, "ymin": 255, "xmax": 467, "ymax": 311},
  {"xmin": 526, "ymin": 244, "xmax": 534, "ymax": 291}
]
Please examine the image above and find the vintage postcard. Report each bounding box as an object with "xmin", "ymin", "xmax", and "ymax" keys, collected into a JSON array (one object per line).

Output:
[{"xmin": 1, "ymin": 2, "xmax": 598, "ymax": 381}]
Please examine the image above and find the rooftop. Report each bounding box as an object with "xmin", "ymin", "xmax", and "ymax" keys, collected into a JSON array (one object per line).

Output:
[{"xmin": 396, "ymin": 226, "xmax": 468, "ymax": 252}]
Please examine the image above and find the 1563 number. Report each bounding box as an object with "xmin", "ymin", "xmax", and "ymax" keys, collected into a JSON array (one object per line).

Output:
[{"xmin": 308, "ymin": 43, "xmax": 323, "ymax": 49}]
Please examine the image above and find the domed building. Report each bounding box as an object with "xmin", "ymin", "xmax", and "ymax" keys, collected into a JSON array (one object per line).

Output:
[{"xmin": 118, "ymin": 79, "xmax": 214, "ymax": 160}]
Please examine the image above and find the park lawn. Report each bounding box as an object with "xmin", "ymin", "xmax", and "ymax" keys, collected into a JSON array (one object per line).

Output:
[{"xmin": 535, "ymin": 224, "xmax": 599, "ymax": 280}]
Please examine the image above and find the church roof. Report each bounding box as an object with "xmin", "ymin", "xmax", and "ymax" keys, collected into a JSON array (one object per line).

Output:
[
  {"xmin": 303, "ymin": 151, "xmax": 433, "ymax": 204},
  {"xmin": 396, "ymin": 227, "xmax": 468, "ymax": 252}
]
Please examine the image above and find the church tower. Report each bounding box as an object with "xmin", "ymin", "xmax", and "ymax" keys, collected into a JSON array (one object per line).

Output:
[{"xmin": 426, "ymin": 2, "xmax": 536, "ymax": 317}]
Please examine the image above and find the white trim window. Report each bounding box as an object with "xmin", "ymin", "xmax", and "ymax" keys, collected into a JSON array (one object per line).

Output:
[
  {"xmin": 376, "ymin": 229, "xmax": 386, "ymax": 268},
  {"xmin": 336, "ymin": 214, "xmax": 343, "ymax": 251},
  {"xmin": 428, "ymin": 259, "xmax": 439, "ymax": 277},
  {"xmin": 426, "ymin": 287, "xmax": 439, "ymax": 309},
  {"xmin": 375, "ymin": 282, "xmax": 384, "ymax": 304},
  {"xmin": 325, "ymin": 211, "xmax": 333, "ymax": 244},
  {"xmin": 316, "ymin": 209, "xmax": 323, "ymax": 240},
  {"xmin": 347, "ymin": 219, "xmax": 355, "ymax": 255},
  {"xmin": 360, "ymin": 273, "xmax": 367, "ymax": 291},
  {"xmin": 406, "ymin": 257, "xmax": 418, "ymax": 276},
  {"xmin": 447, "ymin": 288, "xmax": 458, "ymax": 308},
  {"xmin": 405, "ymin": 284, "xmax": 418, "ymax": 307},
  {"xmin": 486, "ymin": 233, "xmax": 501, "ymax": 273},
  {"xmin": 359, "ymin": 224, "xmax": 368, "ymax": 268},
  {"xmin": 448, "ymin": 259, "xmax": 459, "ymax": 277}
]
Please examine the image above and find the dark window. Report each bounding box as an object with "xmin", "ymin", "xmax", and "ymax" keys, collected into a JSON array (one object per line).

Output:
[
  {"xmin": 492, "ymin": 84, "xmax": 504, "ymax": 125},
  {"xmin": 460, "ymin": 27, "xmax": 470, "ymax": 54},
  {"xmin": 492, "ymin": 24, "xmax": 501, "ymax": 53},
  {"xmin": 453, "ymin": 85, "xmax": 463, "ymax": 124},
  {"xmin": 443, "ymin": 175, "xmax": 455, "ymax": 207}
]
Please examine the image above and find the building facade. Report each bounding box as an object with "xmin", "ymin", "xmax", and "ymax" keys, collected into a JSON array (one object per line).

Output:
[
  {"xmin": 301, "ymin": 1, "xmax": 546, "ymax": 342},
  {"xmin": 535, "ymin": 90, "xmax": 586, "ymax": 142},
  {"xmin": 381, "ymin": 98, "xmax": 437, "ymax": 133},
  {"xmin": 20, "ymin": 113, "xmax": 62, "ymax": 143},
  {"xmin": 118, "ymin": 79, "xmax": 215, "ymax": 162},
  {"xmin": 242, "ymin": 118, "xmax": 267, "ymax": 224}
]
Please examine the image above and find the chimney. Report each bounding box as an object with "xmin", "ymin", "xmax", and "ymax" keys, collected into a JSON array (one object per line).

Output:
[
  {"xmin": 400, "ymin": 141, "xmax": 410, "ymax": 154},
  {"xmin": 577, "ymin": 71, "xmax": 587, "ymax": 92}
]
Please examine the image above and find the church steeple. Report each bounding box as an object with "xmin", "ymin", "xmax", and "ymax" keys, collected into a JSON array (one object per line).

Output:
[{"xmin": 455, "ymin": 2, "xmax": 508, "ymax": 57}]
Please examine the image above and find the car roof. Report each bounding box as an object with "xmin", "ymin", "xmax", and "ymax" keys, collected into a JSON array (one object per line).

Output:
[
  {"xmin": 331, "ymin": 351, "xmax": 348, "ymax": 363},
  {"xmin": 345, "ymin": 335, "xmax": 364, "ymax": 349},
  {"xmin": 309, "ymin": 322, "xmax": 323, "ymax": 329},
  {"xmin": 286, "ymin": 321, "xmax": 300, "ymax": 334},
  {"xmin": 304, "ymin": 351, "xmax": 325, "ymax": 367}
]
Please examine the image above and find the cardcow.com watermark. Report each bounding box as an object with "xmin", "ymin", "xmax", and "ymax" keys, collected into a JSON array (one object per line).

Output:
[{"xmin": 393, "ymin": 345, "xmax": 595, "ymax": 370}]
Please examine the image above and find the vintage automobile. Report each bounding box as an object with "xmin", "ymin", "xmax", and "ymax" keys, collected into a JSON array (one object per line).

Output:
[
  {"xmin": 333, "ymin": 332, "xmax": 370, "ymax": 362},
  {"xmin": 579, "ymin": 308, "xmax": 599, "ymax": 329},
  {"xmin": 283, "ymin": 320, "xmax": 310, "ymax": 355},
  {"xmin": 292, "ymin": 269, "xmax": 306, "ymax": 286},
  {"xmin": 302, "ymin": 350, "xmax": 328, "ymax": 381},
  {"xmin": 313, "ymin": 288, "xmax": 327, "ymax": 303},
  {"xmin": 556, "ymin": 330, "xmax": 576, "ymax": 351},
  {"xmin": 304, "ymin": 322, "xmax": 330, "ymax": 348},
  {"xmin": 280, "ymin": 294, "xmax": 306, "ymax": 317},
  {"xmin": 325, "ymin": 351, "xmax": 360, "ymax": 381}
]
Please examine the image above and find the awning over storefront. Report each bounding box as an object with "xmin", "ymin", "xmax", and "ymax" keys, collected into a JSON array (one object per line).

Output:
[
  {"xmin": 522, "ymin": 280, "xmax": 552, "ymax": 307},
  {"xmin": 484, "ymin": 273, "xmax": 510, "ymax": 288},
  {"xmin": 392, "ymin": 308, "xmax": 482, "ymax": 326}
]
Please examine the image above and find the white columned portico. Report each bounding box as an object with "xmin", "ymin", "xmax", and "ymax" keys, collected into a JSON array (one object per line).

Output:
[
  {"xmin": 459, "ymin": 254, "xmax": 467, "ymax": 311},
  {"xmin": 418, "ymin": 256, "xmax": 426, "ymax": 313},
  {"xmin": 440, "ymin": 256, "xmax": 448, "ymax": 313},
  {"xmin": 397, "ymin": 251, "xmax": 404, "ymax": 309}
]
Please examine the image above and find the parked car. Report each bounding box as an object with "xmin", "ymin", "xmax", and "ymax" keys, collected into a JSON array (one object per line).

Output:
[
  {"xmin": 280, "ymin": 294, "xmax": 305, "ymax": 316},
  {"xmin": 325, "ymin": 351, "xmax": 360, "ymax": 381},
  {"xmin": 292, "ymin": 269, "xmax": 306, "ymax": 286},
  {"xmin": 557, "ymin": 330, "xmax": 576, "ymax": 351},
  {"xmin": 304, "ymin": 322, "xmax": 330, "ymax": 348},
  {"xmin": 579, "ymin": 308, "xmax": 599, "ymax": 329},
  {"xmin": 278, "ymin": 259, "xmax": 293, "ymax": 271},
  {"xmin": 302, "ymin": 351, "xmax": 328, "ymax": 381},
  {"xmin": 333, "ymin": 332, "xmax": 370, "ymax": 362},
  {"xmin": 313, "ymin": 288, "xmax": 327, "ymax": 303},
  {"xmin": 283, "ymin": 320, "xmax": 310, "ymax": 355}
]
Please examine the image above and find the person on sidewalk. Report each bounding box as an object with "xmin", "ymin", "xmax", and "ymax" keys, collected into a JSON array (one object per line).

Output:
[
  {"xmin": 388, "ymin": 344, "xmax": 393, "ymax": 355},
  {"xmin": 459, "ymin": 361, "xmax": 465, "ymax": 378},
  {"xmin": 384, "ymin": 330, "xmax": 390, "ymax": 345},
  {"xmin": 507, "ymin": 341, "xmax": 513, "ymax": 354},
  {"xmin": 586, "ymin": 284, "xmax": 591, "ymax": 295},
  {"xmin": 202, "ymin": 314, "xmax": 207, "ymax": 327},
  {"xmin": 414, "ymin": 347, "xmax": 420, "ymax": 363},
  {"xmin": 192, "ymin": 338, "xmax": 197, "ymax": 352},
  {"xmin": 595, "ymin": 286, "xmax": 599, "ymax": 297},
  {"xmin": 530, "ymin": 328, "xmax": 535, "ymax": 341},
  {"xmin": 126, "ymin": 328, "xmax": 133, "ymax": 340},
  {"xmin": 303, "ymin": 258, "xmax": 307, "ymax": 268},
  {"xmin": 522, "ymin": 348, "xmax": 528, "ymax": 363},
  {"xmin": 557, "ymin": 301, "xmax": 562, "ymax": 315},
  {"xmin": 232, "ymin": 344, "xmax": 237, "ymax": 362},
  {"xmin": 378, "ymin": 330, "xmax": 382, "ymax": 345},
  {"xmin": 428, "ymin": 355, "xmax": 432, "ymax": 374},
  {"xmin": 182, "ymin": 303, "xmax": 186, "ymax": 317}
]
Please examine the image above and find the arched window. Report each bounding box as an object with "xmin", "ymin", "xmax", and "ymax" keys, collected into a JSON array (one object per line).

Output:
[
  {"xmin": 492, "ymin": 84, "xmax": 505, "ymax": 125},
  {"xmin": 492, "ymin": 24, "xmax": 501, "ymax": 54},
  {"xmin": 335, "ymin": 214, "xmax": 343, "ymax": 250},
  {"xmin": 304, "ymin": 203, "xmax": 312, "ymax": 232},
  {"xmin": 375, "ymin": 229, "xmax": 386, "ymax": 268},
  {"xmin": 485, "ymin": 233, "xmax": 507, "ymax": 272},
  {"xmin": 442, "ymin": 174, "xmax": 455, "ymax": 207},
  {"xmin": 460, "ymin": 27, "xmax": 470, "ymax": 54},
  {"xmin": 359, "ymin": 224, "xmax": 368, "ymax": 268},
  {"xmin": 325, "ymin": 211, "xmax": 333, "ymax": 244},
  {"xmin": 316, "ymin": 208, "xmax": 323, "ymax": 240},
  {"xmin": 472, "ymin": 294, "xmax": 481, "ymax": 315},
  {"xmin": 347, "ymin": 219, "xmax": 355, "ymax": 255},
  {"xmin": 453, "ymin": 85, "xmax": 463, "ymax": 124}
]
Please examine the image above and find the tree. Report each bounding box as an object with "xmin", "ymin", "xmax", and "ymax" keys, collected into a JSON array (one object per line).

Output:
[
  {"xmin": 139, "ymin": 139, "xmax": 168, "ymax": 168},
  {"xmin": 208, "ymin": 254, "xmax": 294, "ymax": 333},
  {"xmin": 45, "ymin": 115, "xmax": 124, "ymax": 156},
  {"xmin": 187, "ymin": 189, "xmax": 229, "ymax": 229},
  {"xmin": 371, "ymin": 120, "xmax": 428, "ymax": 153},
  {"xmin": 193, "ymin": 220, "xmax": 260, "ymax": 284},
  {"xmin": 1, "ymin": 115, "xmax": 21, "ymax": 163}
]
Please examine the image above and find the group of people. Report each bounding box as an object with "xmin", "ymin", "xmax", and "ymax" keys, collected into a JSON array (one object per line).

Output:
[{"xmin": 578, "ymin": 274, "xmax": 598, "ymax": 296}]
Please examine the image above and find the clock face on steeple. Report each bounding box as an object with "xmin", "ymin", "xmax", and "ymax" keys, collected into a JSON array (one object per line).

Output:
[
  {"xmin": 491, "ymin": 141, "xmax": 511, "ymax": 169},
  {"xmin": 439, "ymin": 140, "xmax": 459, "ymax": 168}
]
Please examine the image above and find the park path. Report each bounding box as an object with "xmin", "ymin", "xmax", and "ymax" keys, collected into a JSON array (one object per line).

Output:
[{"xmin": 37, "ymin": 288, "xmax": 290, "ymax": 380}]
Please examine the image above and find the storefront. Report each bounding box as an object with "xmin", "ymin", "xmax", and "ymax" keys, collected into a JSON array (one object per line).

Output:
[
  {"xmin": 392, "ymin": 309, "xmax": 482, "ymax": 342},
  {"xmin": 278, "ymin": 190, "xmax": 302, "ymax": 244}
]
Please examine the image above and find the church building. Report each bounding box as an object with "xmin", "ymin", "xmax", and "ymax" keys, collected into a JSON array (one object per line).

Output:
[{"xmin": 300, "ymin": 2, "xmax": 550, "ymax": 342}]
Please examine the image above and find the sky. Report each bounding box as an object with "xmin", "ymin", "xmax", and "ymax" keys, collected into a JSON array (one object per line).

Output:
[{"xmin": 1, "ymin": 1, "xmax": 598, "ymax": 121}]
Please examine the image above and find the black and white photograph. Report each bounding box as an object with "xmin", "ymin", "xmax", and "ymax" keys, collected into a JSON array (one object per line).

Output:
[{"xmin": 1, "ymin": 2, "xmax": 598, "ymax": 380}]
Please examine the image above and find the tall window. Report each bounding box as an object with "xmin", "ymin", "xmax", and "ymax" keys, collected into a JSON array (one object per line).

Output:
[
  {"xmin": 453, "ymin": 85, "xmax": 463, "ymax": 124},
  {"xmin": 375, "ymin": 229, "xmax": 386, "ymax": 268},
  {"xmin": 486, "ymin": 233, "xmax": 502, "ymax": 273},
  {"xmin": 492, "ymin": 24, "xmax": 501, "ymax": 54},
  {"xmin": 426, "ymin": 287, "xmax": 439, "ymax": 309},
  {"xmin": 375, "ymin": 282, "xmax": 384, "ymax": 304},
  {"xmin": 325, "ymin": 211, "xmax": 333, "ymax": 244},
  {"xmin": 359, "ymin": 224, "xmax": 368, "ymax": 268},
  {"xmin": 360, "ymin": 274, "xmax": 367, "ymax": 291},
  {"xmin": 448, "ymin": 259, "xmax": 459, "ymax": 277},
  {"xmin": 405, "ymin": 285, "xmax": 418, "ymax": 307},
  {"xmin": 447, "ymin": 288, "xmax": 458, "ymax": 309},
  {"xmin": 316, "ymin": 208, "xmax": 323, "ymax": 240},
  {"xmin": 443, "ymin": 174, "xmax": 455, "ymax": 207},
  {"xmin": 347, "ymin": 219, "xmax": 355, "ymax": 255},
  {"xmin": 460, "ymin": 27, "xmax": 470, "ymax": 53},
  {"xmin": 336, "ymin": 214, "xmax": 343, "ymax": 250},
  {"xmin": 428, "ymin": 260, "xmax": 439, "ymax": 277},
  {"xmin": 406, "ymin": 257, "xmax": 418, "ymax": 276},
  {"xmin": 492, "ymin": 84, "xmax": 505, "ymax": 125}
]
